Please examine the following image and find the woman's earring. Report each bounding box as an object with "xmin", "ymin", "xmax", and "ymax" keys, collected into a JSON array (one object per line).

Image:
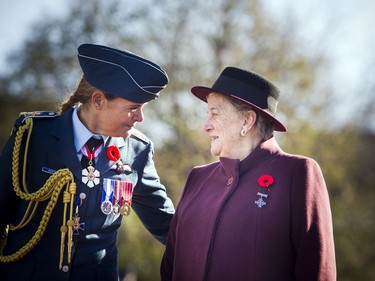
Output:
[{"xmin": 240, "ymin": 128, "xmax": 248, "ymax": 137}]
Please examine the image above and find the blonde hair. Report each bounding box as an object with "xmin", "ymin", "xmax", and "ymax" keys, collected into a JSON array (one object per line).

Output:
[{"xmin": 59, "ymin": 77, "xmax": 115, "ymax": 114}]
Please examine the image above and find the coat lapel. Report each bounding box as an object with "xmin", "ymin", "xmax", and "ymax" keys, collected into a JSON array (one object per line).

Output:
[
  {"xmin": 96, "ymin": 137, "xmax": 127, "ymax": 175},
  {"xmin": 49, "ymin": 109, "xmax": 129, "ymax": 181},
  {"xmin": 49, "ymin": 109, "xmax": 82, "ymax": 180}
]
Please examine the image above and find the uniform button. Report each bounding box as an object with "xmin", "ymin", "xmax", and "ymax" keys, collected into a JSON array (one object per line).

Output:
[
  {"xmin": 62, "ymin": 265, "xmax": 69, "ymax": 272},
  {"xmin": 79, "ymin": 193, "xmax": 86, "ymax": 206},
  {"xmin": 227, "ymin": 177, "xmax": 233, "ymax": 185}
]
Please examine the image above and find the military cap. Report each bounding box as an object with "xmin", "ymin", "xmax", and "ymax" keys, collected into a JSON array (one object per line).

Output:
[{"xmin": 78, "ymin": 43, "xmax": 169, "ymax": 103}]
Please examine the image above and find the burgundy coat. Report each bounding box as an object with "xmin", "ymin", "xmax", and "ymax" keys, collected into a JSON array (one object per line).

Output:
[{"xmin": 161, "ymin": 137, "xmax": 336, "ymax": 281}]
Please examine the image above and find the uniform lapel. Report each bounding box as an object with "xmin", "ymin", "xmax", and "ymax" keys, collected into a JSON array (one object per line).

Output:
[
  {"xmin": 96, "ymin": 137, "xmax": 127, "ymax": 175},
  {"xmin": 49, "ymin": 109, "xmax": 82, "ymax": 180},
  {"xmin": 49, "ymin": 109, "xmax": 129, "ymax": 180}
]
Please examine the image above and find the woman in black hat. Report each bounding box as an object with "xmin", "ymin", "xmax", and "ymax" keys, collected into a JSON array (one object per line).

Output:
[
  {"xmin": 0, "ymin": 43, "xmax": 175, "ymax": 281},
  {"xmin": 161, "ymin": 67, "xmax": 336, "ymax": 281}
]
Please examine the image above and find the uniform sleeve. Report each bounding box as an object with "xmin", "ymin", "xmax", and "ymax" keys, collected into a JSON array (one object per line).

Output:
[
  {"xmin": 291, "ymin": 158, "xmax": 336, "ymax": 280},
  {"xmin": 131, "ymin": 140, "xmax": 175, "ymax": 244}
]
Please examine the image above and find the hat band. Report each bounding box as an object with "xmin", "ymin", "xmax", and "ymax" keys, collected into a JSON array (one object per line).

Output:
[{"xmin": 212, "ymin": 75, "xmax": 276, "ymax": 113}]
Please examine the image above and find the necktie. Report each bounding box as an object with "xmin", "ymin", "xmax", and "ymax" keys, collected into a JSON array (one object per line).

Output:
[{"xmin": 80, "ymin": 136, "xmax": 103, "ymax": 169}]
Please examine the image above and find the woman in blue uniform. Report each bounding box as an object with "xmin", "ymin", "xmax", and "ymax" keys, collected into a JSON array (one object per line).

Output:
[{"xmin": 0, "ymin": 43, "xmax": 175, "ymax": 281}]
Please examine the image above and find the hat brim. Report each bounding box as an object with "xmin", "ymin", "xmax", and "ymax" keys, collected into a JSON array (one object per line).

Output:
[{"xmin": 191, "ymin": 86, "xmax": 287, "ymax": 132}]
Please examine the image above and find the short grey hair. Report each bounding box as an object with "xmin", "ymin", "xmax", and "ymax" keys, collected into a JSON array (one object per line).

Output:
[{"xmin": 226, "ymin": 95, "xmax": 274, "ymax": 140}]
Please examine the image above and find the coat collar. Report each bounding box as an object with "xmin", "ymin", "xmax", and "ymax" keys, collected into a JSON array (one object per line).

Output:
[
  {"xmin": 49, "ymin": 109, "xmax": 82, "ymax": 180},
  {"xmin": 218, "ymin": 137, "xmax": 282, "ymax": 184},
  {"xmin": 239, "ymin": 137, "xmax": 282, "ymax": 176}
]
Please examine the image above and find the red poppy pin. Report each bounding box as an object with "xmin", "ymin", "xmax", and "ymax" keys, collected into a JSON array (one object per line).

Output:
[
  {"xmin": 106, "ymin": 145, "xmax": 132, "ymax": 174},
  {"xmin": 107, "ymin": 146, "xmax": 121, "ymax": 162},
  {"xmin": 258, "ymin": 174, "xmax": 274, "ymax": 188}
]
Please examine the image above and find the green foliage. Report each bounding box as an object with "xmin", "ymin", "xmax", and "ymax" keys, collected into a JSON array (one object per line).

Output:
[
  {"xmin": 0, "ymin": 96, "xmax": 56, "ymax": 147},
  {"xmin": 0, "ymin": 0, "xmax": 374, "ymax": 280}
]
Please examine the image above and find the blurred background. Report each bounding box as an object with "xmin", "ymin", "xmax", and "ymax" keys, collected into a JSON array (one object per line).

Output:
[{"xmin": 1, "ymin": 0, "xmax": 374, "ymax": 280}]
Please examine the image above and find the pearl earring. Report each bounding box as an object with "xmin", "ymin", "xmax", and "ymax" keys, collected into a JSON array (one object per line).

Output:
[{"xmin": 240, "ymin": 128, "xmax": 248, "ymax": 137}]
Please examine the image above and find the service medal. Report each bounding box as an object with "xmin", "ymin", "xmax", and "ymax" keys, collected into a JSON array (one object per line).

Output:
[
  {"xmin": 73, "ymin": 214, "xmax": 85, "ymax": 235},
  {"xmin": 255, "ymin": 192, "xmax": 268, "ymax": 208},
  {"xmin": 101, "ymin": 178, "xmax": 115, "ymax": 215},
  {"xmin": 82, "ymin": 166, "xmax": 100, "ymax": 188},
  {"xmin": 120, "ymin": 181, "xmax": 133, "ymax": 216},
  {"xmin": 112, "ymin": 202, "xmax": 120, "ymax": 215},
  {"xmin": 120, "ymin": 203, "xmax": 131, "ymax": 216},
  {"xmin": 101, "ymin": 200, "xmax": 113, "ymax": 215}
]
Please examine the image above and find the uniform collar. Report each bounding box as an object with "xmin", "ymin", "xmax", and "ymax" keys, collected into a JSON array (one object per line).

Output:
[{"xmin": 72, "ymin": 106, "xmax": 108, "ymax": 153}]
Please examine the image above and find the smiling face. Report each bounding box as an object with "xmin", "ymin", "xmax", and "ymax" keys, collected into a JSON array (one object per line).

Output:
[
  {"xmin": 98, "ymin": 96, "xmax": 145, "ymax": 138},
  {"xmin": 79, "ymin": 91, "xmax": 146, "ymax": 138},
  {"xmin": 204, "ymin": 92, "xmax": 248, "ymax": 159}
]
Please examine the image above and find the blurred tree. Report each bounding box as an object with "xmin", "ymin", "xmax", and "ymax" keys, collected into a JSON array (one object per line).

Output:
[
  {"xmin": 0, "ymin": 0, "xmax": 373, "ymax": 280},
  {"xmin": 331, "ymin": 64, "xmax": 375, "ymax": 281}
]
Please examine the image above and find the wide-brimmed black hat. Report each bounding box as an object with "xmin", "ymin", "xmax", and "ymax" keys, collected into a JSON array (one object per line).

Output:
[
  {"xmin": 191, "ymin": 66, "xmax": 287, "ymax": 132},
  {"xmin": 78, "ymin": 43, "xmax": 169, "ymax": 103}
]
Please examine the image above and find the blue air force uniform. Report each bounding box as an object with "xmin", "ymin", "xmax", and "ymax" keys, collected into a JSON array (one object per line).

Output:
[
  {"xmin": 0, "ymin": 108, "xmax": 174, "ymax": 280},
  {"xmin": 0, "ymin": 43, "xmax": 175, "ymax": 280}
]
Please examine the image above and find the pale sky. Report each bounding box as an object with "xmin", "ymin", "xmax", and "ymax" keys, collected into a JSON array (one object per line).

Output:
[
  {"xmin": 1, "ymin": 0, "xmax": 372, "ymax": 72},
  {"xmin": 266, "ymin": 0, "xmax": 374, "ymax": 84},
  {"xmin": 265, "ymin": 0, "xmax": 375, "ymax": 122},
  {"xmin": 1, "ymin": 0, "xmax": 374, "ymax": 119},
  {"xmin": 0, "ymin": 0, "xmax": 67, "ymax": 67}
]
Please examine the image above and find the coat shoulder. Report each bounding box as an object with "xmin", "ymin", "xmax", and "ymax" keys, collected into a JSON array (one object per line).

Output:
[
  {"xmin": 19, "ymin": 111, "xmax": 58, "ymax": 121},
  {"xmin": 190, "ymin": 161, "xmax": 220, "ymax": 177},
  {"xmin": 16, "ymin": 111, "xmax": 58, "ymax": 126},
  {"xmin": 12, "ymin": 111, "xmax": 59, "ymax": 134},
  {"xmin": 279, "ymin": 151, "xmax": 318, "ymax": 166},
  {"xmin": 129, "ymin": 128, "xmax": 150, "ymax": 144}
]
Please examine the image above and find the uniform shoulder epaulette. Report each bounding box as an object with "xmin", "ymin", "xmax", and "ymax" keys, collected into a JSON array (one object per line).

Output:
[
  {"xmin": 130, "ymin": 128, "xmax": 150, "ymax": 144},
  {"xmin": 19, "ymin": 111, "xmax": 58, "ymax": 123},
  {"xmin": 11, "ymin": 111, "xmax": 58, "ymax": 135}
]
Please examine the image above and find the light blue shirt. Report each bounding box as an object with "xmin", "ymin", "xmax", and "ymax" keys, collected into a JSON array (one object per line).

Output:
[{"xmin": 72, "ymin": 106, "xmax": 107, "ymax": 161}]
